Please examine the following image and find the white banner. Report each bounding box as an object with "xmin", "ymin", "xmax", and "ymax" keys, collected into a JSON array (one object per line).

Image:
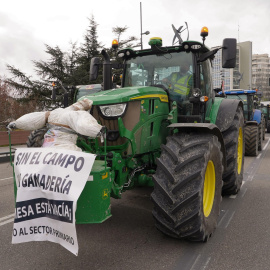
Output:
[{"xmin": 12, "ymin": 147, "xmax": 96, "ymax": 256}]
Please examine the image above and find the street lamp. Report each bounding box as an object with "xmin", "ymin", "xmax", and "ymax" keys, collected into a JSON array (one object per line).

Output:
[
  {"xmin": 141, "ymin": 31, "xmax": 150, "ymax": 50},
  {"xmin": 140, "ymin": 2, "xmax": 150, "ymax": 50}
]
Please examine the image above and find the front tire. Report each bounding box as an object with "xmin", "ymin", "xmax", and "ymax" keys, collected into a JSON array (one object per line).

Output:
[
  {"xmin": 26, "ymin": 127, "xmax": 48, "ymax": 147},
  {"xmin": 151, "ymin": 133, "xmax": 223, "ymax": 242},
  {"xmin": 245, "ymin": 125, "xmax": 259, "ymax": 156},
  {"xmin": 221, "ymin": 106, "xmax": 244, "ymax": 195}
]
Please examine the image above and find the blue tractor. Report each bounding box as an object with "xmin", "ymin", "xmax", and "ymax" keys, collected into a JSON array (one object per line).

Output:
[{"xmin": 219, "ymin": 89, "xmax": 264, "ymax": 156}]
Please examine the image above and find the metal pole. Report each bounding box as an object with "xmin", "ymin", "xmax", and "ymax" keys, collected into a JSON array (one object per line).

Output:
[{"xmin": 140, "ymin": 2, "xmax": 143, "ymax": 49}]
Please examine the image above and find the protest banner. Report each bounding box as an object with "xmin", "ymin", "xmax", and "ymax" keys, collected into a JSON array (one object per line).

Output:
[{"xmin": 12, "ymin": 147, "xmax": 96, "ymax": 255}]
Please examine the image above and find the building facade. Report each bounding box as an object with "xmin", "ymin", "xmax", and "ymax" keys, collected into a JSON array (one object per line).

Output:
[{"xmin": 252, "ymin": 54, "xmax": 270, "ymax": 100}]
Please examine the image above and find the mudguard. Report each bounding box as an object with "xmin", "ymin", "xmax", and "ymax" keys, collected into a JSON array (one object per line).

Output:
[
  {"xmin": 245, "ymin": 121, "xmax": 258, "ymax": 126},
  {"xmin": 215, "ymin": 99, "xmax": 243, "ymax": 132},
  {"xmin": 252, "ymin": 109, "xmax": 261, "ymax": 124},
  {"xmin": 168, "ymin": 123, "xmax": 226, "ymax": 170}
]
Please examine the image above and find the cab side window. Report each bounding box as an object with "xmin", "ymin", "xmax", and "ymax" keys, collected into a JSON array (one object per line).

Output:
[{"xmin": 200, "ymin": 60, "xmax": 212, "ymax": 98}]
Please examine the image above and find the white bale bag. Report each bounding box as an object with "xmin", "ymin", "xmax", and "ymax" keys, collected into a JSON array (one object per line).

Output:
[
  {"xmin": 9, "ymin": 98, "xmax": 103, "ymax": 151},
  {"xmin": 12, "ymin": 112, "xmax": 49, "ymax": 130},
  {"xmin": 42, "ymin": 126, "xmax": 81, "ymax": 152}
]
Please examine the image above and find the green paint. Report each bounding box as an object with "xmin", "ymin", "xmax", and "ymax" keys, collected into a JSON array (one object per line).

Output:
[
  {"xmin": 79, "ymin": 86, "xmax": 167, "ymax": 105},
  {"xmin": 76, "ymin": 160, "xmax": 112, "ymax": 224},
  {"xmin": 208, "ymin": 97, "xmax": 223, "ymax": 124}
]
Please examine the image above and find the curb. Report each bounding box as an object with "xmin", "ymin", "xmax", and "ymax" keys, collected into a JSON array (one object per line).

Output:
[{"xmin": 0, "ymin": 151, "xmax": 14, "ymax": 163}]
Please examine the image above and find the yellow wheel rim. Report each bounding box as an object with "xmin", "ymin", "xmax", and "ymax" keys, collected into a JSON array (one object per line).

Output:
[
  {"xmin": 203, "ymin": 160, "xmax": 215, "ymax": 217},
  {"xmin": 237, "ymin": 127, "xmax": 243, "ymax": 174}
]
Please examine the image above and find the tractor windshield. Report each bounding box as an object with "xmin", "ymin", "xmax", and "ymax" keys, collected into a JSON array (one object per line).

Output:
[
  {"xmin": 75, "ymin": 84, "xmax": 102, "ymax": 101},
  {"xmin": 261, "ymin": 107, "xmax": 267, "ymax": 115},
  {"xmin": 123, "ymin": 52, "xmax": 194, "ymax": 103}
]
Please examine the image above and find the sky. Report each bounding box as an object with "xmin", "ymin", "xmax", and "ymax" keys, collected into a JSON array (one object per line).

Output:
[{"xmin": 1, "ymin": 0, "xmax": 270, "ymax": 79}]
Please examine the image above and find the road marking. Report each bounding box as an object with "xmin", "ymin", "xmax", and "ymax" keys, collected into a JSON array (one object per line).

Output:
[
  {"xmin": 229, "ymin": 194, "xmax": 237, "ymax": 199},
  {"xmin": 244, "ymin": 143, "xmax": 267, "ymax": 182},
  {"xmin": 190, "ymin": 254, "xmax": 201, "ymax": 270},
  {"xmin": 0, "ymin": 213, "xmax": 14, "ymax": 222},
  {"xmin": 190, "ymin": 254, "xmax": 211, "ymax": 270},
  {"xmin": 224, "ymin": 211, "xmax": 235, "ymax": 228},
  {"xmin": 0, "ymin": 218, "xmax": 14, "ymax": 226},
  {"xmin": 218, "ymin": 210, "xmax": 229, "ymax": 227},
  {"xmin": 241, "ymin": 187, "xmax": 248, "ymax": 198},
  {"xmin": 263, "ymin": 138, "xmax": 270, "ymax": 151},
  {"xmin": 0, "ymin": 176, "xmax": 13, "ymax": 181},
  {"xmin": 201, "ymin": 257, "xmax": 211, "ymax": 270},
  {"xmin": 218, "ymin": 210, "xmax": 235, "ymax": 229},
  {"xmin": 0, "ymin": 214, "xmax": 14, "ymax": 227}
]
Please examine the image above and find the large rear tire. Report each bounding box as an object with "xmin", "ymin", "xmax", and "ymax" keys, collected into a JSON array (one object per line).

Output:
[
  {"xmin": 151, "ymin": 133, "xmax": 223, "ymax": 242},
  {"xmin": 245, "ymin": 125, "xmax": 259, "ymax": 156},
  {"xmin": 258, "ymin": 123, "xmax": 263, "ymax": 151},
  {"xmin": 221, "ymin": 106, "xmax": 244, "ymax": 195},
  {"xmin": 262, "ymin": 117, "xmax": 265, "ymax": 140},
  {"xmin": 26, "ymin": 127, "xmax": 48, "ymax": 147}
]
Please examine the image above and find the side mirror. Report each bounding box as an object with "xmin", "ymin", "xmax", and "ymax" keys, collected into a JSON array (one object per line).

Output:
[
  {"xmin": 222, "ymin": 38, "xmax": 236, "ymax": 68},
  {"xmin": 90, "ymin": 57, "xmax": 100, "ymax": 81}
]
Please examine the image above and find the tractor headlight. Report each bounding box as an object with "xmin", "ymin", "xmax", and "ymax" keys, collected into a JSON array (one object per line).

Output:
[{"xmin": 99, "ymin": 103, "xmax": 127, "ymax": 117}]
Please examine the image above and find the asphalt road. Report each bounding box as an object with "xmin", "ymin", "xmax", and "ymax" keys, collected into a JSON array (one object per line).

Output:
[{"xmin": 1, "ymin": 135, "xmax": 270, "ymax": 270}]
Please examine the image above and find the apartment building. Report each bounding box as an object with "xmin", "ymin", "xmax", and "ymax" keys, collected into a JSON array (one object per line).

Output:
[{"xmin": 252, "ymin": 54, "xmax": 270, "ymax": 100}]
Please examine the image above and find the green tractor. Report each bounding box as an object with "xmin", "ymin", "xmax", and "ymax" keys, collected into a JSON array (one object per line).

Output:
[
  {"xmin": 73, "ymin": 26, "xmax": 244, "ymax": 242},
  {"xmin": 260, "ymin": 102, "xmax": 270, "ymax": 133}
]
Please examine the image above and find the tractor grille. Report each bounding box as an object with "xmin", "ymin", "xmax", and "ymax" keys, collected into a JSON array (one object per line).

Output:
[{"xmin": 91, "ymin": 101, "xmax": 141, "ymax": 146}]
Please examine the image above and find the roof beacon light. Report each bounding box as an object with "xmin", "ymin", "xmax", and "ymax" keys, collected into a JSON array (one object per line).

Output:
[
  {"xmin": 200, "ymin": 27, "xmax": 208, "ymax": 45},
  {"xmin": 201, "ymin": 27, "xmax": 208, "ymax": 37},
  {"xmin": 112, "ymin": 39, "xmax": 119, "ymax": 50}
]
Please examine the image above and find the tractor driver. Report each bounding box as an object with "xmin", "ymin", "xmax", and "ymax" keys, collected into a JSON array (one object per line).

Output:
[{"xmin": 162, "ymin": 61, "xmax": 193, "ymax": 102}]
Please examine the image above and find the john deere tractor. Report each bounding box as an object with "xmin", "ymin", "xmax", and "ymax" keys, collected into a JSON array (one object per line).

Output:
[
  {"xmin": 69, "ymin": 26, "xmax": 244, "ymax": 242},
  {"xmin": 220, "ymin": 89, "xmax": 263, "ymax": 156},
  {"xmin": 26, "ymin": 26, "xmax": 244, "ymax": 241}
]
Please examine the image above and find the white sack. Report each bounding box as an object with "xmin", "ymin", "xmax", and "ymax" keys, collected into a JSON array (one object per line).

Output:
[
  {"xmin": 13, "ymin": 112, "xmax": 48, "ymax": 130},
  {"xmin": 10, "ymin": 98, "xmax": 102, "ymax": 151},
  {"xmin": 66, "ymin": 99, "xmax": 93, "ymax": 111},
  {"xmin": 63, "ymin": 111, "xmax": 102, "ymax": 137},
  {"xmin": 42, "ymin": 128, "xmax": 81, "ymax": 152},
  {"xmin": 48, "ymin": 109, "xmax": 102, "ymax": 138}
]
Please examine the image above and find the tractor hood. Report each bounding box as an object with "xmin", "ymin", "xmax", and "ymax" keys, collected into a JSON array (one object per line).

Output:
[{"xmin": 80, "ymin": 86, "xmax": 168, "ymax": 105}]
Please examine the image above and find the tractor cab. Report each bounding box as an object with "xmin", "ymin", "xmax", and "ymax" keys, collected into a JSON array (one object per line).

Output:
[
  {"xmin": 260, "ymin": 102, "xmax": 270, "ymax": 121},
  {"xmin": 118, "ymin": 44, "xmax": 211, "ymax": 120},
  {"xmin": 220, "ymin": 89, "xmax": 257, "ymax": 121},
  {"xmin": 90, "ymin": 26, "xmax": 236, "ymax": 124},
  {"xmin": 117, "ymin": 35, "xmax": 235, "ymax": 123}
]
